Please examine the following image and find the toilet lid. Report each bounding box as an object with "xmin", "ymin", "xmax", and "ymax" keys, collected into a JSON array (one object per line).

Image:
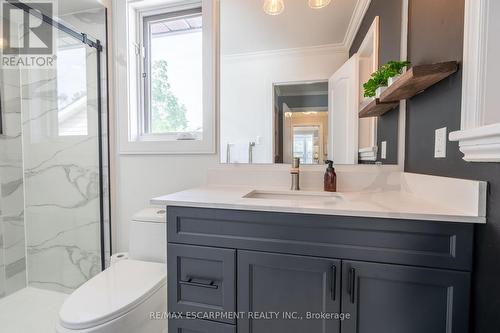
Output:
[{"xmin": 59, "ymin": 260, "xmax": 166, "ymax": 330}]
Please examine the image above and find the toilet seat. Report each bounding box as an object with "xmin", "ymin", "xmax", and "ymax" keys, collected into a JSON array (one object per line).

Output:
[{"xmin": 58, "ymin": 260, "xmax": 166, "ymax": 330}]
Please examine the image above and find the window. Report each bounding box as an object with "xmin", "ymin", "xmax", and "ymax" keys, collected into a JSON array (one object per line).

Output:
[
  {"xmin": 142, "ymin": 8, "xmax": 203, "ymax": 140},
  {"xmin": 293, "ymin": 126, "xmax": 321, "ymax": 164},
  {"xmin": 57, "ymin": 46, "xmax": 88, "ymax": 136},
  {"xmin": 118, "ymin": 0, "xmax": 215, "ymax": 154}
]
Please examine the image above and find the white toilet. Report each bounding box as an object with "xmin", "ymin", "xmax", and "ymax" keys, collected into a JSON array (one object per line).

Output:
[{"xmin": 56, "ymin": 208, "xmax": 168, "ymax": 333}]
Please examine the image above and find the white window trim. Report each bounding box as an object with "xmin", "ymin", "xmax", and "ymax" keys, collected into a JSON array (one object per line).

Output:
[
  {"xmin": 449, "ymin": 0, "xmax": 500, "ymax": 162},
  {"xmin": 114, "ymin": 0, "xmax": 217, "ymax": 155}
]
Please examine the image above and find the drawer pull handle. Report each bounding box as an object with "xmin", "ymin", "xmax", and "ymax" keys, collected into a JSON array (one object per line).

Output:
[
  {"xmin": 348, "ymin": 268, "xmax": 356, "ymax": 304},
  {"xmin": 331, "ymin": 265, "xmax": 337, "ymax": 301},
  {"xmin": 179, "ymin": 277, "xmax": 219, "ymax": 290}
]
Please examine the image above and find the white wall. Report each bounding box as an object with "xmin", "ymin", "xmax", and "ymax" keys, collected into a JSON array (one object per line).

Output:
[
  {"xmin": 112, "ymin": 0, "xmax": 218, "ymax": 252},
  {"xmin": 115, "ymin": 155, "xmax": 217, "ymax": 252},
  {"xmin": 220, "ymin": 46, "xmax": 348, "ymax": 164}
]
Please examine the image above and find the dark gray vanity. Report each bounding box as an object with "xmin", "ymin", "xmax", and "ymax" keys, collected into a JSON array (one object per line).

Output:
[{"xmin": 167, "ymin": 206, "xmax": 473, "ymax": 333}]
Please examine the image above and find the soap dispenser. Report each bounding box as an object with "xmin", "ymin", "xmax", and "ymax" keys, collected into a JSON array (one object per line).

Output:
[{"xmin": 324, "ymin": 160, "xmax": 337, "ymax": 192}]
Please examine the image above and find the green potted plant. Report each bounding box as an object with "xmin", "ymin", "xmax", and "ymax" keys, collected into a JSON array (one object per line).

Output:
[
  {"xmin": 363, "ymin": 60, "xmax": 410, "ymax": 98},
  {"xmin": 386, "ymin": 60, "xmax": 410, "ymax": 86}
]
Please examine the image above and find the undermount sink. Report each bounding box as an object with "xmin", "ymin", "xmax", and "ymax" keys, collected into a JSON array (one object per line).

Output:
[{"xmin": 243, "ymin": 190, "xmax": 343, "ymax": 203}]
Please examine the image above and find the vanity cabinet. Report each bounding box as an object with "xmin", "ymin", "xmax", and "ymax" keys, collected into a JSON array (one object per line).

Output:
[{"xmin": 167, "ymin": 206, "xmax": 474, "ymax": 333}]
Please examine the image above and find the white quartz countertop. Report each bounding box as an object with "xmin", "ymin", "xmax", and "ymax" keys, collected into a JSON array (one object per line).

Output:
[{"xmin": 151, "ymin": 185, "xmax": 486, "ymax": 224}]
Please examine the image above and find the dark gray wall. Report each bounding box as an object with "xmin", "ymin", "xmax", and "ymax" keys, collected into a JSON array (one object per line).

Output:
[
  {"xmin": 277, "ymin": 95, "xmax": 328, "ymax": 112},
  {"xmin": 350, "ymin": 0, "xmax": 402, "ymax": 164},
  {"xmin": 404, "ymin": 0, "xmax": 500, "ymax": 331}
]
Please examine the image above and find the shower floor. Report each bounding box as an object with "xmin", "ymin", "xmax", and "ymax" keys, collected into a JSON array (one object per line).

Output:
[{"xmin": 0, "ymin": 287, "xmax": 67, "ymax": 333}]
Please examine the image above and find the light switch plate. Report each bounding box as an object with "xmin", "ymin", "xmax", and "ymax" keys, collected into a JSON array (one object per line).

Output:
[
  {"xmin": 435, "ymin": 127, "xmax": 447, "ymax": 158},
  {"xmin": 381, "ymin": 141, "xmax": 387, "ymax": 159}
]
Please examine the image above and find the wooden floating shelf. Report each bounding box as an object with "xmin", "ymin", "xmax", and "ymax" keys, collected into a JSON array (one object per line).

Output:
[
  {"xmin": 380, "ymin": 61, "xmax": 459, "ymax": 103},
  {"xmin": 359, "ymin": 98, "xmax": 399, "ymax": 118}
]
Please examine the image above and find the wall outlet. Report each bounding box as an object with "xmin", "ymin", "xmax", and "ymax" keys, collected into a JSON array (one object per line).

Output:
[
  {"xmin": 381, "ymin": 141, "xmax": 387, "ymax": 159},
  {"xmin": 434, "ymin": 127, "xmax": 447, "ymax": 158}
]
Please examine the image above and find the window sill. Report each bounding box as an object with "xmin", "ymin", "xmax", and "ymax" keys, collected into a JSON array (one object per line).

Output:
[
  {"xmin": 138, "ymin": 132, "xmax": 202, "ymax": 142},
  {"xmin": 449, "ymin": 123, "xmax": 500, "ymax": 162},
  {"xmin": 119, "ymin": 137, "xmax": 216, "ymax": 155}
]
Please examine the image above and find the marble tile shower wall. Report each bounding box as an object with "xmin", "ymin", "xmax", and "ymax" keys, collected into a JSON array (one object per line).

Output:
[
  {"xmin": 21, "ymin": 46, "xmax": 102, "ymax": 293},
  {"xmin": 0, "ymin": 8, "xmax": 108, "ymax": 297},
  {"xmin": 0, "ymin": 69, "xmax": 28, "ymax": 299}
]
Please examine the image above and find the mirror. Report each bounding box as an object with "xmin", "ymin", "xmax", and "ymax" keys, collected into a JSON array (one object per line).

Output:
[
  {"xmin": 219, "ymin": 0, "xmax": 403, "ymax": 165},
  {"xmin": 274, "ymin": 81, "xmax": 329, "ymax": 165}
]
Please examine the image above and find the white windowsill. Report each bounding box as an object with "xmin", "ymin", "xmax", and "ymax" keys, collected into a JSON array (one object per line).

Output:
[{"xmin": 449, "ymin": 123, "xmax": 500, "ymax": 162}]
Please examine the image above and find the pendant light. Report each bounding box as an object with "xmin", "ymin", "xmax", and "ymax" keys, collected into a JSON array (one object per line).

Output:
[
  {"xmin": 308, "ymin": 0, "xmax": 332, "ymax": 9},
  {"xmin": 263, "ymin": 0, "xmax": 285, "ymax": 16}
]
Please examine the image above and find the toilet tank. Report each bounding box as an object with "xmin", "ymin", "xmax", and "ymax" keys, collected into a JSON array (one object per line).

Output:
[{"xmin": 129, "ymin": 207, "xmax": 167, "ymax": 263}]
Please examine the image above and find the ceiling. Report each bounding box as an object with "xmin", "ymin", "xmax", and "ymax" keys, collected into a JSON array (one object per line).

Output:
[{"xmin": 220, "ymin": 0, "xmax": 360, "ymax": 55}]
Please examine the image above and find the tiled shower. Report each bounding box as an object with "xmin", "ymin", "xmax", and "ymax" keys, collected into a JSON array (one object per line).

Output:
[
  {"xmin": 0, "ymin": 5, "xmax": 110, "ymax": 299},
  {"xmin": 0, "ymin": 61, "xmax": 26, "ymax": 298}
]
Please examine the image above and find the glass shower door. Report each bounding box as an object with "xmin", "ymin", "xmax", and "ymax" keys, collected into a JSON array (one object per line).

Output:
[
  {"xmin": 0, "ymin": 53, "xmax": 27, "ymax": 299},
  {"xmin": 20, "ymin": 26, "xmax": 106, "ymax": 293}
]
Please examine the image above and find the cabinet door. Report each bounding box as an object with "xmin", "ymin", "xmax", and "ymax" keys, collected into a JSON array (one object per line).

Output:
[
  {"xmin": 238, "ymin": 251, "xmax": 341, "ymax": 333},
  {"xmin": 341, "ymin": 261, "xmax": 470, "ymax": 333}
]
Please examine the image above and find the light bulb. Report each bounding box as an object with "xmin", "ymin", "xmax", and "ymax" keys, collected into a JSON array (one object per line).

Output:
[
  {"xmin": 308, "ymin": 0, "xmax": 332, "ymax": 9},
  {"xmin": 263, "ymin": 0, "xmax": 285, "ymax": 16}
]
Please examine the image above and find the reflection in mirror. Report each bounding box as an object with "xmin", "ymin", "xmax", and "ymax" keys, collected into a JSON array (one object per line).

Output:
[
  {"xmin": 219, "ymin": 0, "xmax": 403, "ymax": 165},
  {"xmin": 219, "ymin": 0, "xmax": 351, "ymax": 164},
  {"xmin": 357, "ymin": 18, "xmax": 379, "ymax": 163},
  {"xmin": 350, "ymin": 3, "xmax": 404, "ymax": 165},
  {"xmin": 274, "ymin": 82, "xmax": 328, "ymax": 165}
]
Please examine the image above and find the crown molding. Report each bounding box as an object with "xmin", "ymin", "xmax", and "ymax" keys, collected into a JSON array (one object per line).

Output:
[
  {"xmin": 342, "ymin": 0, "xmax": 372, "ymax": 51},
  {"xmin": 222, "ymin": 43, "xmax": 348, "ymax": 61}
]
